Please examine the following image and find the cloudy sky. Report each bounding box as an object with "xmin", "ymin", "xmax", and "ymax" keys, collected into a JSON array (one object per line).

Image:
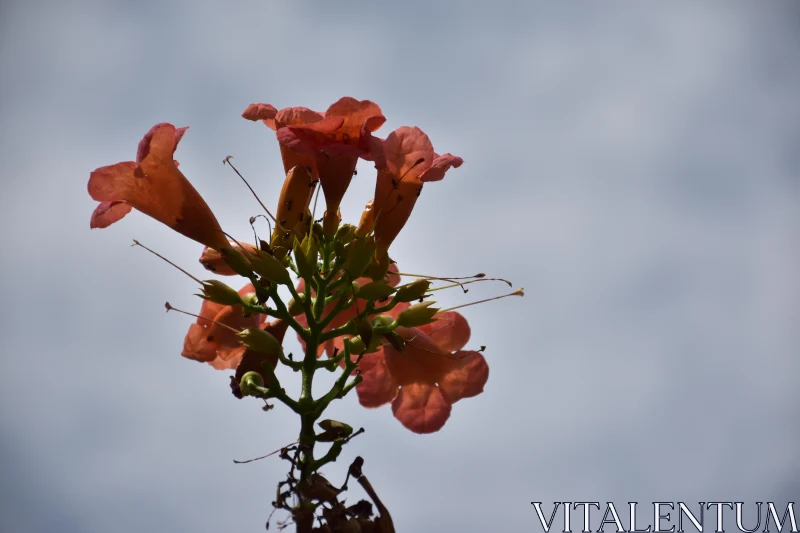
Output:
[{"xmin": 1, "ymin": 1, "xmax": 798, "ymax": 532}]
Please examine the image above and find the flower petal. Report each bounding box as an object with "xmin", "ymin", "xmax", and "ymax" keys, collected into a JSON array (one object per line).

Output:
[
  {"xmin": 242, "ymin": 103, "xmax": 278, "ymax": 125},
  {"xmin": 437, "ymin": 350, "xmax": 489, "ymax": 403},
  {"xmin": 419, "ymin": 153, "xmax": 463, "ymax": 183},
  {"xmin": 391, "ymin": 382, "xmax": 451, "ymax": 433},
  {"xmin": 419, "ymin": 311, "xmax": 471, "ymax": 352},
  {"xmin": 356, "ymin": 349, "xmax": 399, "ymax": 408},
  {"xmin": 89, "ymin": 200, "xmax": 132, "ymax": 229}
]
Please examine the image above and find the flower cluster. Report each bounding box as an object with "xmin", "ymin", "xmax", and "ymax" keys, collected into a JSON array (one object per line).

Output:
[{"xmin": 88, "ymin": 95, "xmax": 519, "ymax": 530}]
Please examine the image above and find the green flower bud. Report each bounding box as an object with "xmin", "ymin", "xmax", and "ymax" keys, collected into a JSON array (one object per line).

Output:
[
  {"xmin": 249, "ymin": 250, "xmax": 292, "ymax": 285},
  {"xmin": 334, "ymin": 223, "xmax": 357, "ymax": 244},
  {"xmin": 293, "ymin": 234, "xmax": 318, "ymax": 280},
  {"xmin": 239, "ymin": 371, "xmax": 265, "ymax": 396},
  {"xmin": 394, "ymin": 279, "xmax": 431, "ymax": 303},
  {"xmin": 357, "ymin": 280, "xmax": 396, "ymax": 301},
  {"xmin": 237, "ymin": 327, "xmax": 281, "ymax": 354},
  {"xmin": 371, "ymin": 314, "xmax": 395, "ymax": 331},
  {"xmin": 316, "ymin": 419, "xmax": 354, "ymax": 442},
  {"xmin": 396, "ymin": 301, "xmax": 440, "ymax": 328},
  {"xmin": 198, "ymin": 280, "xmax": 243, "ymax": 306},
  {"xmin": 344, "ymin": 236, "xmax": 376, "ymax": 279},
  {"xmin": 349, "ymin": 335, "xmax": 366, "ymax": 355},
  {"xmin": 219, "ymin": 246, "xmax": 254, "ymax": 277},
  {"xmin": 288, "ymin": 293, "xmax": 306, "ymax": 316},
  {"xmin": 364, "ymin": 252, "xmax": 390, "ymax": 282}
]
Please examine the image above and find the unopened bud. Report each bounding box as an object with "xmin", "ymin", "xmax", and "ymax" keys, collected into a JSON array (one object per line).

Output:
[
  {"xmin": 355, "ymin": 200, "xmax": 374, "ymax": 237},
  {"xmin": 396, "ymin": 301, "xmax": 440, "ymax": 328},
  {"xmin": 371, "ymin": 314, "xmax": 395, "ymax": 331},
  {"xmin": 344, "ymin": 236, "xmax": 376, "ymax": 279},
  {"xmin": 364, "ymin": 252, "xmax": 390, "ymax": 282},
  {"xmin": 249, "ymin": 249, "xmax": 292, "ymax": 285},
  {"xmin": 349, "ymin": 336, "xmax": 366, "ymax": 355},
  {"xmin": 316, "ymin": 419, "xmax": 354, "ymax": 442},
  {"xmin": 393, "ymin": 280, "xmax": 431, "ymax": 302},
  {"xmin": 293, "ymin": 234, "xmax": 318, "ymax": 280},
  {"xmin": 237, "ymin": 327, "xmax": 281, "ymax": 354},
  {"xmin": 288, "ymin": 293, "xmax": 306, "ymax": 316},
  {"xmin": 334, "ymin": 223, "xmax": 357, "ymax": 244},
  {"xmin": 198, "ymin": 280, "xmax": 243, "ymax": 306},
  {"xmin": 219, "ymin": 246, "xmax": 254, "ymax": 277},
  {"xmin": 239, "ymin": 371, "xmax": 265, "ymax": 396},
  {"xmin": 357, "ymin": 280, "xmax": 395, "ymax": 301}
]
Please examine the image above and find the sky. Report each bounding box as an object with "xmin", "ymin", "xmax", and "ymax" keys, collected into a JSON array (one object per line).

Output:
[{"xmin": 1, "ymin": 1, "xmax": 799, "ymax": 532}]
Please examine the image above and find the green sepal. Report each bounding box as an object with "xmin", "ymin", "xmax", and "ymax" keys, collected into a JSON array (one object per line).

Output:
[
  {"xmin": 198, "ymin": 280, "xmax": 243, "ymax": 306},
  {"xmin": 396, "ymin": 301, "xmax": 440, "ymax": 328},
  {"xmin": 293, "ymin": 234, "xmax": 318, "ymax": 280},
  {"xmin": 316, "ymin": 419, "xmax": 354, "ymax": 442},
  {"xmin": 394, "ymin": 279, "xmax": 431, "ymax": 303},
  {"xmin": 219, "ymin": 246, "xmax": 254, "ymax": 277},
  {"xmin": 357, "ymin": 280, "xmax": 396, "ymax": 301},
  {"xmin": 237, "ymin": 327, "xmax": 281, "ymax": 354},
  {"xmin": 249, "ymin": 249, "xmax": 292, "ymax": 285},
  {"xmin": 343, "ymin": 236, "xmax": 376, "ymax": 279}
]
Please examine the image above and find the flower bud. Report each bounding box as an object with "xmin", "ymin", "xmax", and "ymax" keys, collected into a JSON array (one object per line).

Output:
[
  {"xmin": 239, "ymin": 371, "xmax": 265, "ymax": 396},
  {"xmin": 316, "ymin": 419, "xmax": 354, "ymax": 442},
  {"xmin": 273, "ymin": 165, "xmax": 315, "ymax": 240},
  {"xmin": 288, "ymin": 293, "xmax": 306, "ymax": 316},
  {"xmin": 344, "ymin": 236, "xmax": 376, "ymax": 279},
  {"xmin": 293, "ymin": 234, "xmax": 318, "ymax": 280},
  {"xmin": 349, "ymin": 335, "xmax": 366, "ymax": 355},
  {"xmin": 198, "ymin": 280, "xmax": 243, "ymax": 306},
  {"xmin": 357, "ymin": 280, "xmax": 395, "ymax": 301},
  {"xmin": 356, "ymin": 200, "xmax": 374, "ymax": 237},
  {"xmin": 219, "ymin": 246, "xmax": 254, "ymax": 277},
  {"xmin": 371, "ymin": 314, "xmax": 395, "ymax": 331},
  {"xmin": 249, "ymin": 249, "xmax": 292, "ymax": 285},
  {"xmin": 393, "ymin": 279, "xmax": 431, "ymax": 302},
  {"xmin": 334, "ymin": 223, "xmax": 357, "ymax": 244},
  {"xmin": 364, "ymin": 252, "xmax": 390, "ymax": 282},
  {"xmin": 396, "ymin": 301, "xmax": 440, "ymax": 328},
  {"xmin": 237, "ymin": 327, "xmax": 281, "ymax": 354}
]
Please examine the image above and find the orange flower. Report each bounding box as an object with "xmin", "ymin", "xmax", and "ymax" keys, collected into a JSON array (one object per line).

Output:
[
  {"xmin": 181, "ymin": 283, "xmax": 265, "ymax": 369},
  {"xmin": 276, "ymin": 97, "xmax": 385, "ymax": 233},
  {"xmin": 242, "ymin": 103, "xmax": 324, "ymax": 181},
  {"xmin": 357, "ymin": 307, "xmax": 488, "ymax": 434},
  {"xmin": 368, "ymin": 126, "xmax": 462, "ymax": 255},
  {"xmin": 88, "ymin": 123, "xmax": 229, "ymax": 250}
]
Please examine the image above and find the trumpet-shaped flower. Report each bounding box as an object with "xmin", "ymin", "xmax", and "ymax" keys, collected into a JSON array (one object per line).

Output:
[
  {"xmin": 357, "ymin": 307, "xmax": 487, "ymax": 434},
  {"xmin": 367, "ymin": 126, "xmax": 462, "ymax": 255},
  {"xmin": 276, "ymin": 97, "xmax": 385, "ymax": 233},
  {"xmin": 88, "ymin": 123, "xmax": 229, "ymax": 250},
  {"xmin": 182, "ymin": 283, "xmax": 265, "ymax": 369}
]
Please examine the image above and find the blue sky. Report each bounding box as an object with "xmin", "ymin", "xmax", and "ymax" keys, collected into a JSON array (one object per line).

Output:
[{"xmin": 1, "ymin": 1, "xmax": 798, "ymax": 532}]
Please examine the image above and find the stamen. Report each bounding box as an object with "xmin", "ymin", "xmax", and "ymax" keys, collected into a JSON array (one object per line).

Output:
[
  {"xmin": 439, "ymin": 288, "xmax": 524, "ymax": 313},
  {"xmin": 397, "ymin": 272, "xmax": 486, "ymax": 281},
  {"xmin": 427, "ymin": 277, "xmax": 513, "ymax": 293},
  {"xmin": 223, "ymin": 155, "xmax": 276, "ymax": 222},
  {"xmin": 164, "ymin": 302, "xmax": 243, "ymax": 334},
  {"xmin": 132, "ymin": 240, "xmax": 203, "ymax": 284},
  {"xmin": 233, "ymin": 441, "xmax": 299, "ymax": 464},
  {"xmin": 249, "ymin": 214, "xmax": 272, "ymax": 245}
]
